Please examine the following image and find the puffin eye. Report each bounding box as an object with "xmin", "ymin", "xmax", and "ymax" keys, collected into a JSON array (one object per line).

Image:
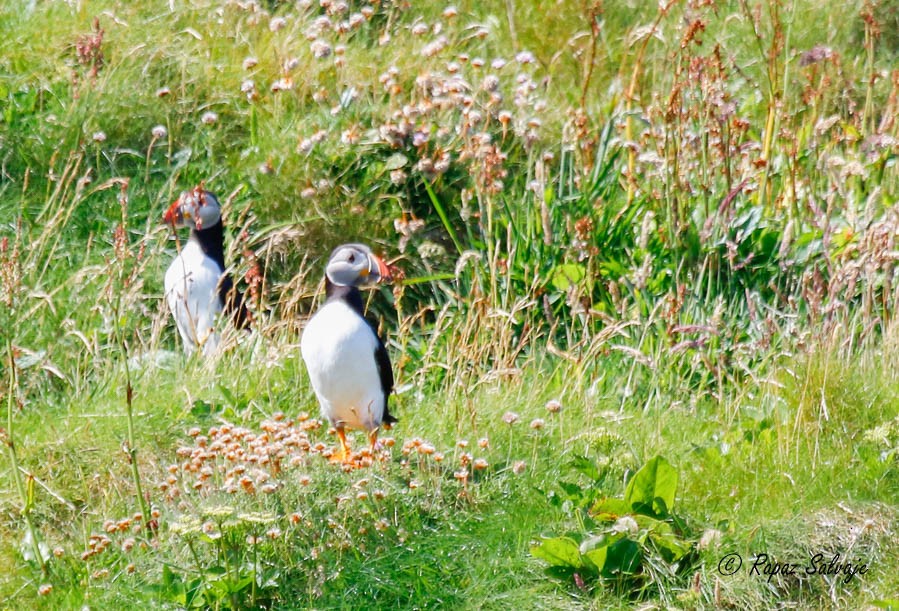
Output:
[{"xmin": 347, "ymin": 253, "xmax": 356, "ymax": 263}]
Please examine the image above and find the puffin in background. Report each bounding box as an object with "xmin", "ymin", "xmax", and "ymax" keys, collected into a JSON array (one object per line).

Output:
[
  {"xmin": 163, "ymin": 187, "xmax": 250, "ymax": 356},
  {"xmin": 301, "ymin": 243, "xmax": 396, "ymax": 463}
]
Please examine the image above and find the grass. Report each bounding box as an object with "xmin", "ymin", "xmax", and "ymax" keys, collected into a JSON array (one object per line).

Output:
[{"xmin": 2, "ymin": 0, "xmax": 899, "ymax": 608}]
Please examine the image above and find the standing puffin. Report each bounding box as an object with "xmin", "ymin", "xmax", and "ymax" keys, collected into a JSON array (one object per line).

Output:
[
  {"xmin": 163, "ymin": 187, "xmax": 250, "ymax": 356},
  {"xmin": 300, "ymin": 243, "xmax": 396, "ymax": 463}
]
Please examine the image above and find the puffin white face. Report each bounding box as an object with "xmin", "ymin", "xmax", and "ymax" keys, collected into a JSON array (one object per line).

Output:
[
  {"xmin": 163, "ymin": 188, "xmax": 222, "ymax": 231},
  {"xmin": 325, "ymin": 243, "xmax": 391, "ymax": 287}
]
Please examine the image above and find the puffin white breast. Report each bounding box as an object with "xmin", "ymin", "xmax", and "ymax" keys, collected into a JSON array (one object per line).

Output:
[
  {"xmin": 300, "ymin": 300, "xmax": 385, "ymax": 431},
  {"xmin": 164, "ymin": 240, "xmax": 225, "ymax": 355}
]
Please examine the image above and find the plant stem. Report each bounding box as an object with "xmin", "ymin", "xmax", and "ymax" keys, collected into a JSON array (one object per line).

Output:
[
  {"xmin": 116, "ymin": 294, "xmax": 152, "ymax": 529},
  {"xmin": 580, "ymin": 3, "xmax": 601, "ymax": 110},
  {"xmin": 251, "ymin": 535, "xmax": 258, "ymax": 607},
  {"xmin": 625, "ymin": 1, "xmax": 675, "ymax": 206}
]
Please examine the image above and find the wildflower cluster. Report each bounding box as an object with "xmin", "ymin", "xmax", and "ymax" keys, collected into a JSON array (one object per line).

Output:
[
  {"xmin": 72, "ymin": 17, "xmax": 104, "ymax": 89},
  {"xmin": 159, "ymin": 413, "xmax": 327, "ymax": 500},
  {"xmin": 222, "ymin": 2, "xmax": 550, "ymax": 250}
]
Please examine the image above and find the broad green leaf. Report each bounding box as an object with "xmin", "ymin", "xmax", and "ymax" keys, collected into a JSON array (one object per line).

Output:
[
  {"xmin": 544, "ymin": 565, "xmax": 576, "ymax": 580},
  {"xmin": 185, "ymin": 577, "xmax": 205, "ymax": 608},
  {"xmin": 602, "ymin": 538, "xmax": 642, "ymax": 576},
  {"xmin": 160, "ymin": 565, "xmax": 187, "ymax": 605},
  {"xmin": 530, "ymin": 537, "xmax": 583, "ymax": 569},
  {"xmin": 228, "ymin": 574, "xmax": 255, "ymax": 593},
  {"xmin": 584, "ymin": 545, "xmax": 608, "ymax": 573},
  {"xmin": 579, "ymin": 534, "xmax": 610, "ymax": 554},
  {"xmin": 190, "ymin": 400, "xmax": 213, "ymax": 417},
  {"xmin": 624, "ymin": 455, "xmax": 677, "ymax": 518},
  {"xmin": 558, "ymin": 481, "xmax": 586, "ymax": 499},
  {"xmin": 570, "ymin": 455, "xmax": 600, "ymax": 481},
  {"xmin": 599, "ymin": 260, "xmax": 627, "ymax": 278},
  {"xmin": 650, "ymin": 529, "xmax": 692, "ymax": 562},
  {"xmin": 551, "ymin": 263, "xmax": 586, "ymax": 291},
  {"xmin": 633, "ymin": 514, "xmax": 665, "ymax": 531},
  {"xmin": 590, "ymin": 498, "xmax": 631, "ymax": 520},
  {"xmin": 162, "ymin": 564, "xmax": 178, "ymax": 588}
]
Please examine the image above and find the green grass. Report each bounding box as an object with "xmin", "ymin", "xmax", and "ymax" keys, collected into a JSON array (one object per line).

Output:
[
  {"xmin": 3, "ymin": 346, "xmax": 896, "ymax": 608},
  {"xmin": 2, "ymin": 0, "xmax": 899, "ymax": 608}
]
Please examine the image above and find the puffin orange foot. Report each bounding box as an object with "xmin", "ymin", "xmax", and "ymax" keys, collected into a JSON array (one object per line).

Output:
[
  {"xmin": 330, "ymin": 428, "xmax": 352, "ymax": 464},
  {"xmin": 329, "ymin": 447, "xmax": 351, "ymax": 464}
]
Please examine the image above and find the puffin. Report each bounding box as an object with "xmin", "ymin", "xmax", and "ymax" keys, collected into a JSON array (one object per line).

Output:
[
  {"xmin": 300, "ymin": 243, "xmax": 396, "ymax": 463},
  {"xmin": 163, "ymin": 187, "xmax": 250, "ymax": 356}
]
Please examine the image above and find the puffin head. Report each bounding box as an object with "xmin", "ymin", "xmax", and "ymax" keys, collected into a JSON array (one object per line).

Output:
[
  {"xmin": 325, "ymin": 243, "xmax": 391, "ymax": 287},
  {"xmin": 163, "ymin": 187, "xmax": 222, "ymax": 231}
]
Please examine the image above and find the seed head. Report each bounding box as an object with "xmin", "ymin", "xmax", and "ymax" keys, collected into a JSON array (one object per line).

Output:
[
  {"xmin": 311, "ymin": 39, "xmax": 332, "ymax": 59},
  {"xmin": 516, "ymin": 51, "xmax": 536, "ymax": 64}
]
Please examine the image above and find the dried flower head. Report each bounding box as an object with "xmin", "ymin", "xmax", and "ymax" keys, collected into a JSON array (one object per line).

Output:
[
  {"xmin": 515, "ymin": 51, "xmax": 536, "ymax": 64},
  {"xmin": 311, "ymin": 39, "xmax": 332, "ymax": 59}
]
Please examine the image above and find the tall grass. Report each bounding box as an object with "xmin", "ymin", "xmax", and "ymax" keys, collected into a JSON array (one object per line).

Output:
[{"xmin": 1, "ymin": 0, "xmax": 898, "ymax": 607}]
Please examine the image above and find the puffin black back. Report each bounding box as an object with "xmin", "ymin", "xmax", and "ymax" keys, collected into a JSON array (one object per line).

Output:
[{"xmin": 192, "ymin": 219, "xmax": 252, "ymax": 329}]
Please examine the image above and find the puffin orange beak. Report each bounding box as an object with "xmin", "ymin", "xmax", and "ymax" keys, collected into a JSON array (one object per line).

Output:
[
  {"xmin": 370, "ymin": 254, "xmax": 392, "ymax": 283},
  {"xmin": 163, "ymin": 200, "xmax": 183, "ymax": 226}
]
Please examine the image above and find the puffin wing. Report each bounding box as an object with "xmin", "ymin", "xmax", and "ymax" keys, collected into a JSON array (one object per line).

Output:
[{"xmin": 370, "ymin": 322, "xmax": 397, "ymax": 424}]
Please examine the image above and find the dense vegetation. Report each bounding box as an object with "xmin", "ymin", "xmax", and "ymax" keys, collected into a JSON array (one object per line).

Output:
[{"xmin": 1, "ymin": 0, "xmax": 897, "ymax": 608}]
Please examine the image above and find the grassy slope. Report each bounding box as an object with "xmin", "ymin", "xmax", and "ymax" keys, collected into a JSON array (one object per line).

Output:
[
  {"xmin": 2, "ymin": 339, "xmax": 897, "ymax": 609},
  {"xmin": 1, "ymin": 0, "xmax": 898, "ymax": 609}
]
